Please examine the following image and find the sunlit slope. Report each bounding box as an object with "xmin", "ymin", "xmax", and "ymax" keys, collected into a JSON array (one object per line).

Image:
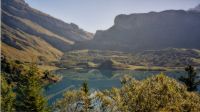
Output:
[
  {"xmin": 1, "ymin": 23, "xmax": 63, "ymax": 62},
  {"xmin": 60, "ymin": 49, "xmax": 200, "ymax": 69},
  {"xmin": 1, "ymin": 0, "xmax": 93, "ymax": 62}
]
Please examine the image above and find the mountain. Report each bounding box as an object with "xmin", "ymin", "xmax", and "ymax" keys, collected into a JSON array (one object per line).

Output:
[
  {"xmin": 1, "ymin": 0, "xmax": 93, "ymax": 62},
  {"xmin": 74, "ymin": 10, "xmax": 200, "ymax": 52},
  {"xmin": 2, "ymin": 0, "xmax": 200, "ymax": 64},
  {"xmin": 189, "ymin": 4, "xmax": 200, "ymax": 12}
]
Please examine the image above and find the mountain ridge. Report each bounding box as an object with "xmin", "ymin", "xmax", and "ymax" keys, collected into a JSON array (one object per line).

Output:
[
  {"xmin": 189, "ymin": 4, "xmax": 200, "ymax": 12},
  {"xmin": 73, "ymin": 9, "xmax": 200, "ymax": 52}
]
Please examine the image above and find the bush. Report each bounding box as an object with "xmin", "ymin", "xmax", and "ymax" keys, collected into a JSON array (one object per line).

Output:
[
  {"xmin": 1, "ymin": 74, "xmax": 16, "ymax": 112},
  {"xmin": 54, "ymin": 74, "xmax": 200, "ymax": 112}
]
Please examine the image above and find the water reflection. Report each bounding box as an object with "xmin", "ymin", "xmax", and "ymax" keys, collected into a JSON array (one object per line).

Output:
[
  {"xmin": 99, "ymin": 69, "xmax": 115, "ymax": 78},
  {"xmin": 45, "ymin": 69, "xmax": 200, "ymax": 105}
]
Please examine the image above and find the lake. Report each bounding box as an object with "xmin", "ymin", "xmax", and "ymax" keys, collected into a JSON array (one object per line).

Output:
[{"xmin": 44, "ymin": 69, "xmax": 199, "ymax": 105}]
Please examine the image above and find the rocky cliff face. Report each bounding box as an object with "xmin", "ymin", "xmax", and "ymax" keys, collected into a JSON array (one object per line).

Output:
[
  {"xmin": 75, "ymin": 10, "xmax": 200, "ymax": 52},
  {"xmin": 1, "ymin": 0, "xmax": 93, "ymax": 62}
]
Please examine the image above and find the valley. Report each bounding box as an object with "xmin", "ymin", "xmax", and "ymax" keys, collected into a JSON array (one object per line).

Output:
[
  {"xmin": 1, "ymin": 0, "xmax": 200, "ymax": 111},
  {"xmin": 58, "ymin": 49, "xmax": 200, "ymax": 71}
]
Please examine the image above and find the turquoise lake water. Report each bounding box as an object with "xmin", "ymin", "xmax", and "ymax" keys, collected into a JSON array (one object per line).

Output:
[{"xmin": 44, "ymin": 69, "xmax": 199, "ymax": 105}]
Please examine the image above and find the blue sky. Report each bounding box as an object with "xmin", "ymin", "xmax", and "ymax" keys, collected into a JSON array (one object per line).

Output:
[{"xmin": 26, "ymin": 0, "xmax": 200, "ymax": 33}]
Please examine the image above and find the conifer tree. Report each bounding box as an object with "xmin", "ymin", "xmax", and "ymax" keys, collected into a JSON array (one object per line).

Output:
[
  {"xmin": 179, "ymin": 65, "xmax": 200, "ymax": 91},
  {"xmin": 81, "ymin": 81, "xmax": 89, "ymax": 94},
  {"xmin": 81, "ymin": 81, "xmax": 92, "ymax": 112},
  {"xmin": 16, "ymin": 65, "xmax": 49, "ymax": 112}
]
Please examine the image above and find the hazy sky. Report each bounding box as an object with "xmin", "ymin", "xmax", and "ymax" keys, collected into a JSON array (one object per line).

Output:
[{"xmin": 26, "ymin": 0, "xmax": 200, "ymax": 33}]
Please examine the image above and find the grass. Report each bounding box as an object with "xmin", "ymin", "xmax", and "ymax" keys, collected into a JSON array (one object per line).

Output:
[
  {"xmin": 37, "ymin": 65, "xmax": 60, "ymax": 71},
  {"xmin": 1, "ymin": 23, "xmax": 63, "ymax": 63},
  {"xmin": 59, "ymin": 49, "xmax": 200, "ymax": 71}
]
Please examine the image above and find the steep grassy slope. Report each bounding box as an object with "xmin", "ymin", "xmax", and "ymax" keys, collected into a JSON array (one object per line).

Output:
[
  {"xmin": 1, "ymin": 23, "xmax": 62, "ymax": 62},
  {"xmin": 2, "ymin": 0, "xmax": 93, "ymax": 42},
  {"xmin": 1, "ymin": 0, "xmax": 93, "ymax": 63}
]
